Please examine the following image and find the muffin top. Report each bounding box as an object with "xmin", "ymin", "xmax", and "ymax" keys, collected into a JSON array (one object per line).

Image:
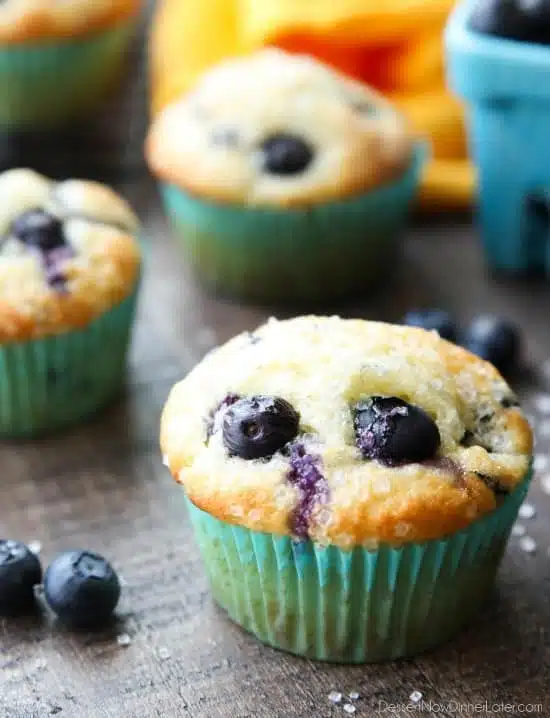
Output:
[
  {"xmin": 0, "ymin": 169, "xmax": 141, "ymax": 343},
  {"xmin": 146, "ymin": 49, "xmax": 414, "ymax": 208},
  {"xmin": 161, "ymin": 316, "xmax": 532, "ymax": 549},
  {"xmin": 0, "ymin": 0, "xmax": 141, "ymax": 43}
]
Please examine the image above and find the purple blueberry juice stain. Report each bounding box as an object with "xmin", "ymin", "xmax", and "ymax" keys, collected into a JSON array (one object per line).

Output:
[
  {"xmin": 287, "ymin": 443, "xmax": 329, "ymax": 539},
  {"xmin": 205, "ymin": 393, "xmax": 240, "ymax": 441},
  {"xmin": 8, "ymin": 210, "xmax": 75, "ymax": 294},
  {"xmin": 40, "ymin": 245, "xmax": 75, "ymax": 293}
]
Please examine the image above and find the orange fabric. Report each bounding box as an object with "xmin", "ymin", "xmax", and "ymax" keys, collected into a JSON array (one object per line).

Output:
[{"xmin": 150, "ymin": 0, "xmax": 472, "ymax": 211}]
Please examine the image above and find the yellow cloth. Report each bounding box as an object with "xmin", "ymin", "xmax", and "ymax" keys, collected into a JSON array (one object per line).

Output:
[{"xmin": 150, "ymin": 0, "xmax": 475, "ymax": 211}]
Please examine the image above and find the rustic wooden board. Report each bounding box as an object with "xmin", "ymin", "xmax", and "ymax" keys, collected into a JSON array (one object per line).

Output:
[{"xmin": 1, "ymin": 182, "xmax": 549, "ymax": 718}]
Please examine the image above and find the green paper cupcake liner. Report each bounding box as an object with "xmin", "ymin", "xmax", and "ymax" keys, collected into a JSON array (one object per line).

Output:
[
  {"xmin": 160, "ymin": 145, "xmax": 425, "ymax": 304},
  {"xmin": 0, "ymin": 17, "xmax": 138, "ymax": 131},
  {"xmin": 186, "ymin": 467, "xmax": 532, "ymax": 663},
  {"xmin": 0, "ymin": 287, "xmax": 139, "ymax": 437}
]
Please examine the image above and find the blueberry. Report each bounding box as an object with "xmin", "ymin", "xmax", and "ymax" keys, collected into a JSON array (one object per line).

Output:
[
  {"xmin": 44, "ymin": 550, "xmax": 120, "ymax": 628},
  {"xmin": 402, "ymin": 309, "xmax": 457, "ymax": 342},
  {"xmin": 206, "ymin": 393, "xmax": 240, "ymax": 440},
  {"xmin": 469, "ymin": 0, "xmax": 550, "ymax": 45},
  {"xmin": 260, "ymin": 134, "xmax": 314, "ymax": 175},
  {"xmin": 463, "ymin": 315, "xmax": 521, "ymax": 375},
  {"xmin": 223, "ymin": 396, "xmax": 300, "ymax": 459},
  {"xmin": 0, "ymin": 540, "xmax": 42, "ymax": 615},
  {"xmin": 353, "ymin": 396, "xmax": 441, "ymax": 466},
  {"xmin": 11, "ymin": 210, "xmax": 66, "ymax": 252}
]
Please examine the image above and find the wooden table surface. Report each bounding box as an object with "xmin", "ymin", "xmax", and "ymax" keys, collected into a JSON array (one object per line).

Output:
[{"xmin": 1, "ymin": 177, "xmax": 550, "ymax": 718}]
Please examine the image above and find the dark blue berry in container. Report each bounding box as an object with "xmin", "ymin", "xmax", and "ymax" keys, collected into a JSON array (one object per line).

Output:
[{"xmin": 469, "ymin": 0, "xmax": 550, "ymax": 45}]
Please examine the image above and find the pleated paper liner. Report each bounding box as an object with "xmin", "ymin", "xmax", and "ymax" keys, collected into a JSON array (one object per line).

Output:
[
  {"xmin": 160, "ymin": 145, "xmax": 425, "ymax": 304},
  {"xmin": 0, "ymin": 17, "xmax": 139, "ymax": 131},
  {"xmin": 186, "ymin": 467, "xmax": 532, "ymax": 663},
  {"xmin": 0, "ymin": 287, "xmax": 139, "ymax": 438}
]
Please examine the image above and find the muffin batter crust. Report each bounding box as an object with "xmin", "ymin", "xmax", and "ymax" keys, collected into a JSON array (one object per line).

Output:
[{"xmin": 147, "ymin": 49, "xmax": 414, "ymax": 208}]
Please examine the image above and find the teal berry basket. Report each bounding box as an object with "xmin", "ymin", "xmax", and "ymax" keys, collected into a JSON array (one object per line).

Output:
[
  {"xmin": 0, "ymin": 17, "xmax": 138, "ymax": 131},
  {"xmin": 446, "ymin": 0, "xmax": 550, "ymax": 274},
  {"xmin": 185, "ymin": 467, "xmax": 532, "ymax": 663},
  {"xmin": 0, "ymin": 286, "xmax": 139, "ymax": 438},
  {"xmin": 160, "ymin": 145, "xmax": 425, "ymax": 305}
]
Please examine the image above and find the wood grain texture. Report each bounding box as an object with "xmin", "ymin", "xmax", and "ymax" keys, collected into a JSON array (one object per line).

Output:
[{"xmin": 1, "ymin": 184, "xmax": 550, "ymax": 718}]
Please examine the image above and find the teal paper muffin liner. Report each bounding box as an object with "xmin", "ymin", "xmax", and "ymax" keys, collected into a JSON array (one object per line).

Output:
[
  {"xmin": 0, "ymin": 17, "xmax": 138, "ymax": 130},
  {"xmin": 0, "ymin": 287, "xmax": 139, "ymax": 437},
  {"xmin": 185, "ymin": 467, "xmax": 532, "ymax": 663},
  {"xmin": 160, "ymin": 145, "xmax": 424, "ymax": 304}
]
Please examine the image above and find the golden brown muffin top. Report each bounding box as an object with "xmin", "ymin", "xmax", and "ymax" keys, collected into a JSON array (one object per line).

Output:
[
  {"xmin": 0, "ymin": 169, "xmax": 141, "ymax": 342},
  {"xmin": 146, "ymin": 49, "xmax": 414, "ymax": 208},
  {"xmin": 161, "ymin": 316, "xmax": 532, "ymax": 549},
  {"xmin": 0, "ymin": 0, "xmax": 141, "ymax": 43}
]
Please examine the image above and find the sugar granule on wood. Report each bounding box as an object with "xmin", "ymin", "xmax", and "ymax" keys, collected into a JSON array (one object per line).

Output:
[
  {"xmin": 28, "ymin": 540, "xmax": 42, "ymax": 555},
  {"xmin": 117, "ymin": 633, "xmax": 132, "ymax": 647},
  {"xmin": 537, "ymin": 420, "xmax": 550, "ymax": 438},
  {"xmin": 158, "ymin": 647, "xmax": 171, "ymax": 661},
  {"xmin": 519, "ymin": 536, "xmax": 537, "ymax": 554},
  {"xmin": 518, "ymin": 503, "xmax": 536, "ymax": 520},
  {"xmin": 534, "ymin": 394, "xmax": 550, "ymax": 415},
  {"xmin": 511, "ymin": 523, "xmax": 527, "ymax": 537}
]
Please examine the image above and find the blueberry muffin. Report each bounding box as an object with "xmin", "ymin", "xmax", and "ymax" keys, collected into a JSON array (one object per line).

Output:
[
  {"xmin": 0, "ymin": 168, "xmax": 141, "ymax": 436},
  {"xmin": 0, "ymin": 0, "xmax": 142, "ymax": 130},
  {"xmin": 161, "ymin": 316, "xmax": 533, "ymax": 662},
  {"xmin": 147, "ymin": 49, "xmax": 423, "ymax": 303}
]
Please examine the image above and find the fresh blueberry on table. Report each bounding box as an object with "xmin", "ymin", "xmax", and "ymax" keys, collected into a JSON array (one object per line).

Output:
[
  {"xmin": 402, "ymin": 309, "xmax": 457, "ymax": 342},
  {"xmin": 11, "ymin": 210, "xmax": 66, "ymax": 251},
  {"xmin": 44, "ymin": 550, "xmax": 120, "ymax": 628},
  {"xmin": 260, "ymin": 134, "xmax": 314, "ymax": 175},
  {"xmin": 463, "ymin": 315, "xmax": 521, "ymax": 375},
  {"xmin": 223, "ymin": 395, "xmax": 300, "ymax": 459},
  {"xmin": 353, "ymin": 396, "xmax": 441, "ymax": 466},
  {"xmin": 0, "ymin": 540, "xmax": 42, "ymax": 615},
  {"xmin": 469, "ymin": 0, "xmax": 550, "ymax": 45}
]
